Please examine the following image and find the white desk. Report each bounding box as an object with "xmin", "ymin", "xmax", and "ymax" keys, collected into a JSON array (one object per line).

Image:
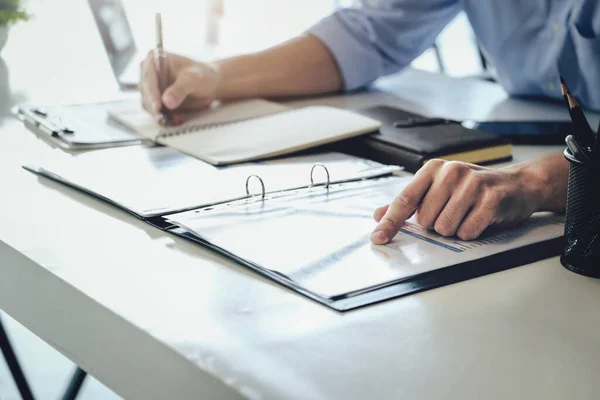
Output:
[{"xmin": 3, "ymin": 4, "xmax": 600, "ymax": 400}]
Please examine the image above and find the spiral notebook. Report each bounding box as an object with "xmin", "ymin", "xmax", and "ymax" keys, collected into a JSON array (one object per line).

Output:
[{"xmin": 109, "ymin": 99, "xmax": 382, "ymax": 165}]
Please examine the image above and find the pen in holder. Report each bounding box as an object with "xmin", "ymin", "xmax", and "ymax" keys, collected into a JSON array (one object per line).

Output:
[{"xmin": 561, "ymin": 147, "xmax": 600, "ymax": 277}]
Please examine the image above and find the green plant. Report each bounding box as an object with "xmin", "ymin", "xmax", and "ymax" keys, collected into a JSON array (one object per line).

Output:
[{"xmin": 0, "ymin": 0, "xmax": 29, "ymax": 27}]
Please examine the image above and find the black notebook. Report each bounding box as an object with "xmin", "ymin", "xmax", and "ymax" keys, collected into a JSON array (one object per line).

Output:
[{"xmin": 335, "ymin": 106, "xmax": 513, "ymax": 172}]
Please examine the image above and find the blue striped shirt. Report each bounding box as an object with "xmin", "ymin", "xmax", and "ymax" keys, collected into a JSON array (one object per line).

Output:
[{"xmin": 310, "ymin": 0, "xmax": 600, "ymax": 109}]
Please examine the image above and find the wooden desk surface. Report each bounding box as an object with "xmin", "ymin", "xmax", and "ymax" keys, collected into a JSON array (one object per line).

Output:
[{"xmin": 1, "ymin": 2, "xmax": 600, "ymax": 399}]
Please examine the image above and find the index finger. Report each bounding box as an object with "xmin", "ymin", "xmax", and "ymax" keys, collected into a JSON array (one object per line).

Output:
[
  {"xmin": 140, "ymin": 51, "xmax": 161, "ymax": 116},
  {"xmin": 370, "ymin": 161, "xmax": 439, "ymax": 244}
]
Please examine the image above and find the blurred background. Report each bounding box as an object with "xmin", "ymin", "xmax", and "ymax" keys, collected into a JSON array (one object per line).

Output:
[
  {"xmin": 1, "ymin": 0, "xmax": 487, "ymax": 107},
  {"xmin": 0, "ymin": 0, "xmax": 485, "ymax": 398},
  {"xmin": 121, "ymin": 0, "xmax": 484, "ymax": 78}
]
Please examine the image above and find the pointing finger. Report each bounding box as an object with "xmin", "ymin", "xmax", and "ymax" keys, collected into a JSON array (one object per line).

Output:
[
  {"xmin": 371, "ymin": 160, "xmax": 442, "ymax": 244},
  {"xmin": 373, "ymin": 204, "xmax": 389, "ymax": 222}
]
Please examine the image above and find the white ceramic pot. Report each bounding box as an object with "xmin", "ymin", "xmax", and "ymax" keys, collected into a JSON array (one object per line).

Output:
[{"xmin": 0, "ymin": 26, "xmax": 9, "ymax": 53}]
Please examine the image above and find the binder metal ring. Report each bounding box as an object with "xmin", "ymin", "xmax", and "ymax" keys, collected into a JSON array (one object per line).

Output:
[
  {"xmin": 310, "ymin": 163, "xmax": 331, "ymax": 188},
  {"xmin": 245, "ymin": 174, "xmax": 266, "ymax": 199}
]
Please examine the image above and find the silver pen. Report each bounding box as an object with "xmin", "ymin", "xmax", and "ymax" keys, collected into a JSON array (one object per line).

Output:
[{"xmin": 154, "ymin": 13, "xmax": 172, "ymax": 126}]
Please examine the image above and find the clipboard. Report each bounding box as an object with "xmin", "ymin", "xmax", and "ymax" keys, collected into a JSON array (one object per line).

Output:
[{"xmin": 14, "ymin": 101, "xmax": 146, "ymax": 150}]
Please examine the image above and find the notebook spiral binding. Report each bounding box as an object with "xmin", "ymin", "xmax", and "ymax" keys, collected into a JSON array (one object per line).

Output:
[
  {"xmin": 155, "ymin": 111, "xmax": 267, "ymax": 139},
  {"xmin": 155, "ymin": 121, "xmax": 232, "ymax": 139}
]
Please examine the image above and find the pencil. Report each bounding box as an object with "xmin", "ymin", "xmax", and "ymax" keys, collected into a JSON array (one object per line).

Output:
[
  {"xmin": 560, "ymin": 76, "xmax": 594, "ymax": 146},
  {"xmin": 560, "ymin": 76, "xmax": 568, "ymax": 98},
  {"xmin": 559, "ymin": 76, "xmax": 571, "ymax": 111}
]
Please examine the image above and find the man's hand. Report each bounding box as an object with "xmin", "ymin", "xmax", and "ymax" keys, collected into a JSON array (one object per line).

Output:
[
  {"xmin": 138, "ymin": 35, "xmax": 342, "ymax": 126},
  {"xmin": 371, "ymin": 154, "xmax": 568, "ymax": 244},
  {"xmin": 140, "ymin": 52, "xmax": 220, "ymax": 121}
]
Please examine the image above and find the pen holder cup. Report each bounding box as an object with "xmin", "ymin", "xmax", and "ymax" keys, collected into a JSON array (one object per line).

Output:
[{"xmin": 561, "ymin": 148, "xmax": 600, "ymax": 277}]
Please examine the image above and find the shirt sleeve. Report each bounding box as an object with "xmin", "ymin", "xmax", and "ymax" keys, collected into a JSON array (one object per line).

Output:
[
  {"xmin": 564, "ymin": 0, "xmax": 600, "ymax": 108},
  {"xmin": 308, "ymin": 0, "xmax": 461, "ymax": 90}
]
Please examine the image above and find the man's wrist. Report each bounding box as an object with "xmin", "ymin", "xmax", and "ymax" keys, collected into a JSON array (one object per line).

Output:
[
  {"xmin": 515, "ymin": 162, "xmax": 552, "ymax": 211},
  {"xmin": 211, "ymin": 55, "xmax": 260, "ymax": 100},
  {"xmin": 506, "ymin": 154, "xmax": 568, "ymax": 213},
  {"xmin": 209, "ymin": 61, "xmax": 225, "ymax": 100}
]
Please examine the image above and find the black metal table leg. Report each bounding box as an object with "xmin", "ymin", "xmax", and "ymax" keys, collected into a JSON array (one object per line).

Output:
[
  {"xmin": 61, "ymin": 367, "xmax": 87, "ymax": 400},
  {"xmin": 1, "ymin": 313, "xmax": 88, "ymax": 400},
  {"xmin": 0, "ymin": 314, "xmax": 35, "ymax": 400}
]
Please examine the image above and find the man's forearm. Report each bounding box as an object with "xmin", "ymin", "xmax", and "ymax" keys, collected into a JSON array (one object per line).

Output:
[
  {"xmin": 213, "ymin": 35, "xmax": 342, "ymax": 100},
  {"xmin": 509, "ymin": 152, "xmax": 569, "ymax": 213}
]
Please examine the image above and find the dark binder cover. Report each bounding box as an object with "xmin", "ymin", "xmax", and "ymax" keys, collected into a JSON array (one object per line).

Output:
[{"xmin": 335, "ymin": 106, "xmax": 513, "ymax": 172}]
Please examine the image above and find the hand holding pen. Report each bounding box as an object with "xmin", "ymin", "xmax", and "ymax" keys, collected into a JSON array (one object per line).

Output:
[{"xmin": 139, "ymin": 14, "xmax": 221, "ymax": 125}]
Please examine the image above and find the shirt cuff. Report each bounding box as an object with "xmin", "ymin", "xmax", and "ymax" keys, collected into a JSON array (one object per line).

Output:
[{"xmin": 307, "ymin": 13, "xmax": 382, "ymax": 91}]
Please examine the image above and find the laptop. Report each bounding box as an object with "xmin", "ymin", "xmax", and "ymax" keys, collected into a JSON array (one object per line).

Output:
[{"xmin": 88, "ymin": 0, "xmax": 143, "ymax": 88}]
